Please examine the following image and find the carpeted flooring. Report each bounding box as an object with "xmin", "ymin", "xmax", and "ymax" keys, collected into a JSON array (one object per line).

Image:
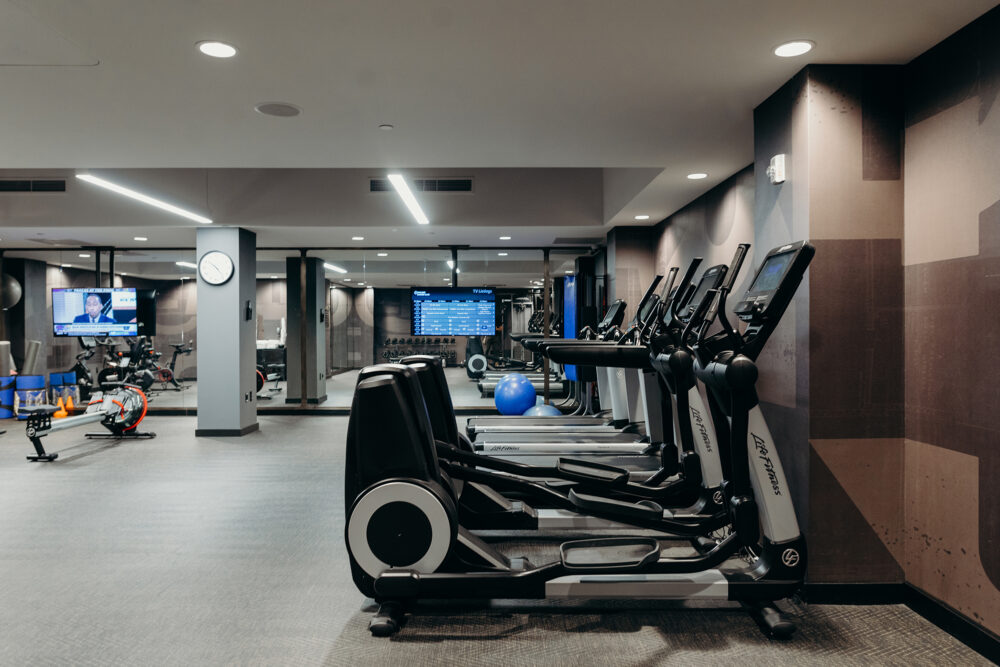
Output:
[{"xmin": 0, "ymin": 415, "xmax": 990, "ymax": 666}]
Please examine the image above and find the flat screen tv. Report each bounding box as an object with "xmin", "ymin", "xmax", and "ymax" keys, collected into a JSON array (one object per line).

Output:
[
  {"xmin": 411, "ymin": 287, "xmax": 496, "ymax": 336},
  {"xmin": 52, "ymin": 287, "xmax": 138, "ymax": 337}
]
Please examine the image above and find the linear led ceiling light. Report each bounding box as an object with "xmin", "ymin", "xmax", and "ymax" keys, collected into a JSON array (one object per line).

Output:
[
  {"xmin": 76, "ymin": 174, "xmax": 213, "ymax": 224},
  {"xmin": 386, "ymin": 174, "xmax": 429, "ymax": 225},
  {"xmin": 324, "ymin": 263, "xmax": 348, "ymax": 274},
  {"xmin": 175, "ymin": 261, "xmax": 197, "ymax": 269}
]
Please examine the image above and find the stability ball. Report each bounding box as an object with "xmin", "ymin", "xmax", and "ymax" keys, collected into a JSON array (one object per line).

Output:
[
  {"xmin": 497, "ymin": 372, "xmax": 530, "ymax": 389},
  {"xmin": 523, "ymin": 404, "xmax": 561, "ymax": 417},
  {"xmin": 494, "ymin": 376, "xmax": 536, "ymax": 415}
]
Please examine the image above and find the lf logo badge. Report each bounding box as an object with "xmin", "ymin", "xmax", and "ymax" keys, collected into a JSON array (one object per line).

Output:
[
  {"xmin": 713, "ymin": 491, "xmax": 724, "ymax": 506},
  {"xmin": 781, "ymin": 548, "xmax": 800, "ymax": 567}
]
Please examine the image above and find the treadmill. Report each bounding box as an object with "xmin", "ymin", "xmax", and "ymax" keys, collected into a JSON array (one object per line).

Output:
[
  {"xmin": 470, "ymin": 276, "xmax": 692, "ymax": 455},
  {"xmin": 465, "ymin": 297, "xmax": 630, "ymax": 436},
  {"xmin": 483, "ymin": 257, "xmax": 734, "ymax": 457},
  {"xmin": 466, "ymin": 275, "xmax": 667, "ymax": 439}
]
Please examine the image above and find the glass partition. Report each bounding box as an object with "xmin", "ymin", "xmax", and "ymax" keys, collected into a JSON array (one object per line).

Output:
[
  {"xmin": 0, "ymin": 245, "xmax": 593, "ymax": 414},
  {"xmin": 0, "ymin": 248, "xmax": 199, "ymax": 410}
]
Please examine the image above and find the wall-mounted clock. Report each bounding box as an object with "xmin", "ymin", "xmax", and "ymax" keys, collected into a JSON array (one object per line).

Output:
[{"xmin": 198, "ymin": 250, "xmax": 235, "ymax": 285}]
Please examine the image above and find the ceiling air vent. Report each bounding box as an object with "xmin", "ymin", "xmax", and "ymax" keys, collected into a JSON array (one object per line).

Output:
[
  {"xmin": 552, "ymin": 237, "xmax": 603, "ymax": 245},
  {"xmin": 0, "ymin": 179, "xmax": 66, "ymax": 192},
  {"xmin": 370, "ymin": 178, "xmax": 473, "ymax": 193}
]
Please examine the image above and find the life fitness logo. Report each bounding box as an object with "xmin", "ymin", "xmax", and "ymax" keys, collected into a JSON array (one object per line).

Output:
[{"xmin": 781, "ymin": 548, "xmax": 800, "ymax": 567}]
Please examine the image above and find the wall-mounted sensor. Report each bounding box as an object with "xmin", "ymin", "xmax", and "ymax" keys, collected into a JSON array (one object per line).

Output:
[{"xmin": 767, "ymin": 154, "xmax": 787, "ymax": 184}]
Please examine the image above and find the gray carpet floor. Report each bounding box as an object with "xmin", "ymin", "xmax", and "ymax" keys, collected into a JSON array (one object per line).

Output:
[{"xmin": 0, "ymin": 415, "xmax": 989, "ymax": 666}]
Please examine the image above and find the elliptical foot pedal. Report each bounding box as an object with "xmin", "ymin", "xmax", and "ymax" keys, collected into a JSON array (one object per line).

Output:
[
  {"xmin": 369, "ymin": 601, "xmax": 406, "ymax": 637},
  {"xmin": 556, "ymin": 458, "xmax": 629, "ymax": 485},
  {"xmin": 560, "ymin": 537, "xmax": 660, "ymax": 570},
  {"xmin": 742, "ymin": 600, "xmax": 796, "ymax": 639},
  {"xmin": 568, "ymin": 489, "xmax": 663, "ymax": 521}
]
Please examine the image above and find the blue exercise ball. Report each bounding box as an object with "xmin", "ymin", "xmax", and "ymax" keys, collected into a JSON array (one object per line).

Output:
[
  {"xmin": 495, "ymin": 376, "xmax": 537, "ymax": 415},
  {"xmin": 523, "ymin": 404, "xmax": 561, "ymax": 417},
  {"xmin": 496, "ymin": 372, "xmax": 529, "ymax": 390}
]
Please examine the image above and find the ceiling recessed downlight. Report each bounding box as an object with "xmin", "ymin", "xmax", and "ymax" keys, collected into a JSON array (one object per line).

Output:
[
  {"xmin": 497, "ymin": 252, "xmax": 508, "ymax": 257},
  {"xmin": 270, "ymin": 275, "xmax": 278, "ymax": 279},
  {"xmin": 378, "ymin": 124, "xmax": 394, "ymax": 131},
  {"xmin": 61, "ymin": 264, "xmax": 71, "ymax": 268},
  {"xmin": 78, "ymin": 253, "xmax": 91, "ymax": 258},
  {"xmin": 343, "ymin": 278, "xmax": 352, "ymax": 282},
  {"xmin": 254, "ymin": 102, "xmax": 302, "ymax": 117},
  {"xmin": 197, "ymin": 41, "xmax": 237, "ymax": 58},
  {"xmin": 634, "ymin": 215, "xmax": 650, "ymax": 220},
  {"xmin": 687, "ymin": 173, "xmax": 708, "ymax": 180},
  {"xmin": 376, "ymin": 252, "xmax": 388, "ymax": 257},
  {"xmin": 499, "ymin": 236, "xmax": 511, "ymax": 240},
  {"xmin": 133, "ymin": 236, "xmax": 148, "ymax": 241},
  {"xmin": 352, "ymin": 236, "xmax": 365, "ymax": 241},
  {"xmin": 774, "ymin": 40, "xmax": 814, "ymax": 58}
]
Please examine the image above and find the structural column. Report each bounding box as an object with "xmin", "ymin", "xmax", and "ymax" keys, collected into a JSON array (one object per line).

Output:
[
  {"xmin": 195, "ymin": 227, "xmax": 259, "ymax": 436},
  {"xmin": 285, "ymin": 256, "xmax": 327, "ymax": 404}
]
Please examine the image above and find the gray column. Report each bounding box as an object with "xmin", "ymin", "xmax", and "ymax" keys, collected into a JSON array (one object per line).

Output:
[
  {"xmin": 285, "ymin": 256, "xmax": 327, "ymax": 404},
  {"xmin": 195, "ymin": 227, "xmax": 259, "ymax": 436}
]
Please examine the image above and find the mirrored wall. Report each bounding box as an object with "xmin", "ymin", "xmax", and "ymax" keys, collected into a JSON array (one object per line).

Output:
[{"xmin": 0, "ymin": 245, "xmax": 595, "ymax": 413}]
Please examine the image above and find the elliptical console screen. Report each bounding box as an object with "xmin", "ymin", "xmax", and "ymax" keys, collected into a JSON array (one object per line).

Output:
[
  {"xmin": 749, "ymin": 250, "xmax": 795, "ymax": 293},
  {"xmin": 411, "ymin": 287, "xmax": 495, "ymax": 336},
  {"xmin": 52, "ymin": 287, "xmax": 138, "ymax": 337}
]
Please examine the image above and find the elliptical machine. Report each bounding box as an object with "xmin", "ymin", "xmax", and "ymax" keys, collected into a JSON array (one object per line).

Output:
[{"xmin": 343, "ymin": 240, "xmax": 815, "ymax": 639}]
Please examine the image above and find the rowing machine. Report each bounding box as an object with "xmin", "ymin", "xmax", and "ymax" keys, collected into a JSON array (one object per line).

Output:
[{"xmin": 23, "ymin": 384, "xmax": 155, "ymax": 462}]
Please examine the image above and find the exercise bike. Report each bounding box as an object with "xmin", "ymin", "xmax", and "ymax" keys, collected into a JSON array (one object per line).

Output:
[
  {"xmin": 66, "ymin": 337, "xmax": 99, "ymax": 402},
  {"xmin": 23, "ymin": 381, "xmax": 155, "ymax": 462},
  {"xmin": 150, "ymin": 341, "xmax": 193, "ymax": 391}
]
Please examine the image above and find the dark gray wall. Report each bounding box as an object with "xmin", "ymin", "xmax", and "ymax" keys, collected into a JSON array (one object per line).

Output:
[
  {"xmin": 901, "ymin": 5, "xmax": 1000, "ymax": 634},
  {"xmin": 606, "ymin": 226, "xmax": 657, "ymax": 323},
  {"xmin": 328, "ymin": 288, "xmax": 374, "ymax": 369}
]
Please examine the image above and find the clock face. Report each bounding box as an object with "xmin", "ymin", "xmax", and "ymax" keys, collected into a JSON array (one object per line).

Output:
[{"xmin": 198, "ymin": 251, "xmax": 235, "ymax": 285}]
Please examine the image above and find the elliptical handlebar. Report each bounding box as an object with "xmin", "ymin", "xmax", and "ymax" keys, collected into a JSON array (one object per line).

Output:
[
  {"xmin": 669, "ymin": 258, "xmax": 703, "ymax": 322},
  {"xmin": 681, "ymin": 287, "xmax": 716, "ymax": 346},
  {"xmin": 722, "ymin": 244, "xmax": 750, "ymax": 292}
]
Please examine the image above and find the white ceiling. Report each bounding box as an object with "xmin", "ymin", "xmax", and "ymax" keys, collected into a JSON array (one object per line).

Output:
[{"xmin": 0, "ymin": 0, "xmax": 996, "ymax": 251}]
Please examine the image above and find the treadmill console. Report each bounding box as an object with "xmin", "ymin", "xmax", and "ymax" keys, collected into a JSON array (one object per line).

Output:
[{"xmin": 597, "ymin": 299, "xmax": 626, "ymax": 330}]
